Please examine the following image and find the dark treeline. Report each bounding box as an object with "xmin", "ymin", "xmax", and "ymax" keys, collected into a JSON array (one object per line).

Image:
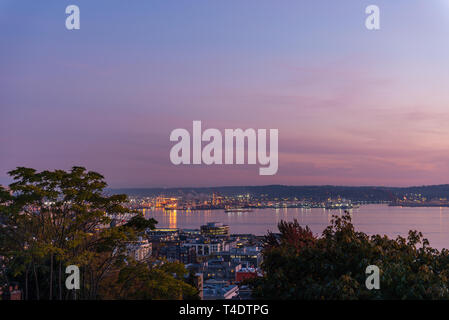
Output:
[
  {"xmin": 249, "ymin": 213, "xmax": 449, "ymax": 299},
  {"xmin": 109, "ymin": 184, "xmax": 449, "ymax": 201}
]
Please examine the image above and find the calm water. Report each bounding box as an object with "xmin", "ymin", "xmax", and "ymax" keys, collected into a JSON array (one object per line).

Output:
[{"xmin": 143, "ymin": 204, "xmax": 449, "ymax": 250}]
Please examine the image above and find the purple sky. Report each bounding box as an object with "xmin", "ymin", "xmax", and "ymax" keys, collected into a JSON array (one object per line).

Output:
[{"xmin": 2, "ymin": 1, "xmax": 449, "ymax": 187}]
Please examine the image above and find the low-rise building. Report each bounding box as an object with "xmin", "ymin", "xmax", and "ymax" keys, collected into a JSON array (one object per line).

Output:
[
  {"xmin": 200, "ymin": 222, "xmax": 230, "ymax": 238},
  {"xmin": 182, "ymin": 238, "xmax": 229, "ymax": 256},
  {"xmin": 203, "ymin": 280, "xmax": 238, "ymax": 300},
  {"xmin": 147, "ymin": 228, "xmax": 179, "ymax": 241},
  {"xmin": 0, "ymin": 284, "xmax": 22, "ymax": 300},
  {"xmin": 235, "ymin": 267, "xmax": 259, "ymax": 282},
  {"xmin": 214, "ymin": 246, "xmax": 262, "ymax": 267},
  {"xmin": 203, "ymin": 259, "xmax": 239, "ymax": 281},
  {"xmin": 126, "ymin": 238, "xmax": 152, "ymax": 261}
]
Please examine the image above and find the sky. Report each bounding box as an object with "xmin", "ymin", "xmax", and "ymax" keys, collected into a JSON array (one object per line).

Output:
[{"xmin": 2, "ymin": 0, "xmax": 449, "ymax": 188}]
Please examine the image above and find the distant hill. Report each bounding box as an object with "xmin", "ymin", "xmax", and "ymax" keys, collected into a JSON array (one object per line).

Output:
[{"xmin": 107, "ymin": 184, "xmax": 449, "ymax": 201}]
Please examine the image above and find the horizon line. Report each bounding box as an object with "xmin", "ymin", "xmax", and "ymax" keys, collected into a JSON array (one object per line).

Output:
[{"xmin": 106, "ymin": 183, "xmax": 449, "ymax": 190}]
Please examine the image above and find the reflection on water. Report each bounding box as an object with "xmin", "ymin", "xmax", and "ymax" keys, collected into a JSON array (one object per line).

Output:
[
  {"xmin": 168, "ymin": 210, "xmax": 177, "ymax": 229},
  {"xmin": 143, "ymin": 204, "xmax": 449, "ymax": 250}
]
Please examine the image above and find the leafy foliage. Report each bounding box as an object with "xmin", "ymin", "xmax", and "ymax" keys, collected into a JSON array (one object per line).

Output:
[
  {"xmin": 251, "ymin": 213, "xmax": 449, "ymax": 300},
  {"xmin": 0, "ymin": 167, "xmax": 197, "ymax": 300},
  {"xmin": 99, "ymin": 261, "xmax": 199, "ymax": 300}
]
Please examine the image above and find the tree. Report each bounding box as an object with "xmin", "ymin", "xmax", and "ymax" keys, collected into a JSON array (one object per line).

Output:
[
  {"xmin": 250, "ymin": 212, "xmax": 449, "ymax": 300},
  {"xmin": 99, "ymin": 260, "xmax": 199, "ymax": 300},
  {"xmin": 0, "ymin": 166, "xmax": 197, "ymax": 300}
]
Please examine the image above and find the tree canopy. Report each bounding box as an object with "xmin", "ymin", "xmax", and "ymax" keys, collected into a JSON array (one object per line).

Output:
[
  {"xmin": 0, "ymin": 166, "xmax": 197, "ymax": 300},
  {"xmin": 250, "ymin": 212, "xmax": 449, "ymax": 300}
]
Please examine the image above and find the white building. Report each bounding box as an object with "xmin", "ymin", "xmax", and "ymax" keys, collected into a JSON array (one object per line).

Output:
[
  {"xmin": 126, "ymin": 238, "xmax": 152, "ymax": 261},
  {"xmin": 183, "ymin": 240, "xmax": 229, "ymax": 256}
]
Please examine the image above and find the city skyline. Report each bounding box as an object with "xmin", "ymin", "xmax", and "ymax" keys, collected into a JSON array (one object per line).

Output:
[{"xmin": 3, "ymin": 1, "xmax": 449, "ymax": 188}]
